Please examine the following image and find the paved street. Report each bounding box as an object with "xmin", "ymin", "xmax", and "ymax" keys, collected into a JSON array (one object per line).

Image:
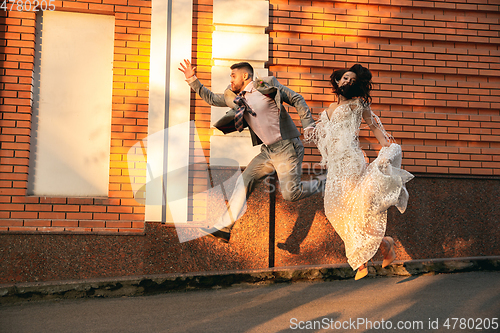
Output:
[{"xmin": 1, "ymin": 271, "xmax": 499, "ymax": 333}]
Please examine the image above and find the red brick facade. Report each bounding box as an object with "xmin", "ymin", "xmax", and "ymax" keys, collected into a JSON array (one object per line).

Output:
[
  {"xmin": 186, "ymin": 0, "xmax": 499, "ymax": 224},
  {"xmin": 0, "ymin": 1, "xmax": 151, "ymax": 232},
  {"xmin": 1, "ymin": 0, "xmax": 499, "ymax": 232},
  {"xmin": 266, "ymin": 0, "xmax": 500, "ymax": 176},
  {"xmin": 188, "ymin": 0, "xmax": 213, "ymax": 222}
]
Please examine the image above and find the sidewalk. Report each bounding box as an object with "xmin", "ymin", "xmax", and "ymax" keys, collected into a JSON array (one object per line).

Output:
[
  {"xmin": 2, "ymin": 270, "xmax": 500, "ymax": 333},
  {"xmin": 1, "ymin": 256, "xmax": 499, "ymax": 304}
]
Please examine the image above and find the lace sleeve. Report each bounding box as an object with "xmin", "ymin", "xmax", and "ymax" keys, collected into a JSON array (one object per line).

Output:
[{"xmin": 361, "ymin": 102, "xmax": 394, "ymax": 143}]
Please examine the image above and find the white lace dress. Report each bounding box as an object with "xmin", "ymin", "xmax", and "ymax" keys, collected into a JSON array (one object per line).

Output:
[{"xmin": 313, "ymin": 99, "xmax": 414, "ymax": 270}]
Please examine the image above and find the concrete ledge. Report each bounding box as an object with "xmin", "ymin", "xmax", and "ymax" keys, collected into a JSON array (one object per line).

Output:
[{"xmin": 1, "ymin": 256, "xmax": 499, "ymax": 304}]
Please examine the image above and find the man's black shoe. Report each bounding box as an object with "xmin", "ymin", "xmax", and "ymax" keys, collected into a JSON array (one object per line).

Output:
[{"xmin": 199, "ymin": 227, "xmax": 230, "ymax": 243}]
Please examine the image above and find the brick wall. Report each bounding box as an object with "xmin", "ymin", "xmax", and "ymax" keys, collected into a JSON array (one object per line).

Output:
[
  {"xmin": 0, "ymin": 1, "xmax": 151, "ymax": 232},
  {"xmin": 2, "ymin": 0, "xmax": 499, "ymax": 232},
  {"xmin": 267, "ymin": 0, "xmax": 500, "ymax": 175},
  {"xmin": 186, "ymin": 0, "xmax": 499, "ymax": 224},
  {"xmin": 0, "ymin": 0, "xmax": 498, "ymax": 283},
  {"xmin": 188, "ymin": 0, "xmax": 213, "ymax": 223},
  {"xmin": 188, "ymin": 0, "xmax": 500, "ymax": 181}
]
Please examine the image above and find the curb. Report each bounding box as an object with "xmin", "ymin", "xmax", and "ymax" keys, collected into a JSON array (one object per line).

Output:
[{"xmin": 1, "ymin": 256, "xmax": 499, "ymax": 304}]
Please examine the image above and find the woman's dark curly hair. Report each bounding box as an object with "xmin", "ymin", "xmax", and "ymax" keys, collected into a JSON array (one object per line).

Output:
[{"xmin": 330, "ymin": 64, "xmax": 373, "ymax": 105}]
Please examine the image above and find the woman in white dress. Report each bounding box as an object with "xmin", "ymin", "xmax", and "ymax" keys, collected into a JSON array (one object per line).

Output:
[{"xmin": 308, "ymin": 64, "xmax": 414, "ymax": 280}]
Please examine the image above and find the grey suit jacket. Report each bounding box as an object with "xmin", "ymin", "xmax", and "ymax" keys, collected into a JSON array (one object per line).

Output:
[{"xmin": 188, "ymin": 76, "xmax": 315, "ymax": 146}]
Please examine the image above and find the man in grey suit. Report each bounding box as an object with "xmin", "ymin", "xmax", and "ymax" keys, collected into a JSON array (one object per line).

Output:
[{"xmin": 179, "ymin": 59, "xmax": 324, "ymax": 243}]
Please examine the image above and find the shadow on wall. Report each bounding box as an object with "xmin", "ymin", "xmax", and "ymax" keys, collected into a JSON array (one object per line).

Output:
[{"xmin": 277, "ymin": 201, "xmax": 316, "ymax": 255}]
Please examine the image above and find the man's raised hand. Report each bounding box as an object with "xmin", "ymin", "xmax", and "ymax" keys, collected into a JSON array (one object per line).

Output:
[{"xmin": 178, "ymin": 59, "xmax": 196, "ymax": 80}]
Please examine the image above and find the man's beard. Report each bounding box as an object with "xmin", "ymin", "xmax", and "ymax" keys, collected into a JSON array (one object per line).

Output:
[
  {"xmin": 338, "ymin": 83, "xmax": 359, "ymax": 100},
  {"xmin": 231, "ymin": 85, "xmax": 242, "ymax": 94}
]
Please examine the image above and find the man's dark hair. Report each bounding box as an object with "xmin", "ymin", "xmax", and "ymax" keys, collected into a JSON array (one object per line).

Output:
[{"xmin": 230, "ymin": 62, "xmax": 254, "ymax": 79}]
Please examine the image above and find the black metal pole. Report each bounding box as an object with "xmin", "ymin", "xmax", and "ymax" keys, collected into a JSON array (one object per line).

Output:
[{"xmin": 268, "ymin": 172, "xmax": 276, "ymax": 268}]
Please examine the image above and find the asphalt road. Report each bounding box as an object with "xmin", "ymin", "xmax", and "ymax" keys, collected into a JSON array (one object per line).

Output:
[{"xmin": 1, "ymin": 271, "xmax": 499, "ymax": 333}]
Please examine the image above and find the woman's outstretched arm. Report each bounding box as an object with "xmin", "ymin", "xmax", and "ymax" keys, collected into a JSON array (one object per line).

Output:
[{"xmin": 362, "ymin": 106, "xmax": 391, "ymax": 147}]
